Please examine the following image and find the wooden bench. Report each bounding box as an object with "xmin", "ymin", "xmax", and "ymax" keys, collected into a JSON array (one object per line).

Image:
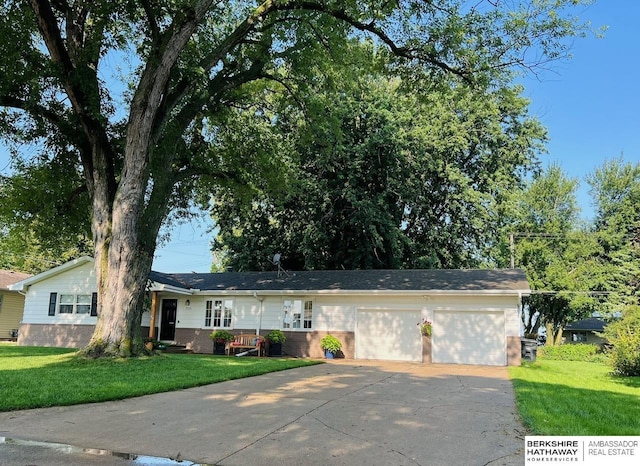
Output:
[{"xmin": 226, "ymin": 334, "xmax": 265, "ymax": 357}]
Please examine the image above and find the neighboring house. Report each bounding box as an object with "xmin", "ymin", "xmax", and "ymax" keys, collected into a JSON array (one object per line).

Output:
[
  {"xmin": 0, "ymin": 269, "xmax": 31, "ymax": 340},
  {"xmin": 563, "ymin": 317, "xmax": 608, "ymax": 346},
  {"xmin": 10, "ymin": 257, "xmax": 530, "ymax": 366}
]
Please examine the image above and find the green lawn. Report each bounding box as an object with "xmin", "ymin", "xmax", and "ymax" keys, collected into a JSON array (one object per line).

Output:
[
  {"xmin": 509, "ymin": 359, "xmax": 640, "ymax": 435},
  {"xmin": 0, "ymin": 344, "xmax": 322, "ymax": 412}
]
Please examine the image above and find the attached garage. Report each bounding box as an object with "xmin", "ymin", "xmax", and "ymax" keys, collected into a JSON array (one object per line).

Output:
[
  {"xmin": 355, "ymin": 309, "xmax": 422, "ymax": 362},
  {"xmin": 432, "ymin": 310, "xmax": 506, "ymax": 365}
]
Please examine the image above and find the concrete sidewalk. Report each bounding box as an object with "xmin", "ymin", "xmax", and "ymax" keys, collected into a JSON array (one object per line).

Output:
[{"xmin": 0, "ymin": 360, "xmax": 526, "ymax": 465}]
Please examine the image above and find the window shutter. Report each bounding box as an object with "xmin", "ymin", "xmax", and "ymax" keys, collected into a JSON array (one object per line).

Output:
[
  {"xmin": 48, "ymin": 293, "xmax": 57, "ymax": 316},
  {"xmin": 90, "ymin": 292, "xmax": 98, "ymax": 316}
]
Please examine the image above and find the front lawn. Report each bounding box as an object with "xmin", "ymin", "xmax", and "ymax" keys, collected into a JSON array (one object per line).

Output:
[
  {"xmin": 509, "ymin": 359, "xmax": 640, "ymax": 435},
  {"xmin": 0, "ymin": 344, "xmax": 321, "ymax": 412}
]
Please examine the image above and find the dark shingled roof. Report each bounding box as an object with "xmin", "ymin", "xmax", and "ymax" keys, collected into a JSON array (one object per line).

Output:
[
  {"xmin": 149, "ymin": 268, "xmax": 529, "ymax": 293},
  {"xmin": 564, "ymin": 318, "xmax": 607, "ymax": 332}
]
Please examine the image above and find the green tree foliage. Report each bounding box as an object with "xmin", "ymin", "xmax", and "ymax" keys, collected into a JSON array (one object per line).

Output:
[
  {"xmin": 213, "ymin": 43, "xmax": 546, "ymax": 271},
  {"xmin": 0, "ymin": 153, "xmax": 92, "ymax": 273},
  {"xmin": 587, "ymin": 158, "xmax": 640, "ymax": 302},
  {"xmin": 604, "ymin": 305, "xmax": 640, "ymax": 376},
  {"xmin": 500, "ymin": 164, "xmax": 584, "ymax": 342},
  {"xmin": 0, "ymin": 0, "xmax": 592, "ymax": 356},
  {"xmin": 504, "ymin": 160, "xmax": 640, "ymax": 345}
]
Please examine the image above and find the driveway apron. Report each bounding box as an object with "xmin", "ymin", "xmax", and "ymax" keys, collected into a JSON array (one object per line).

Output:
[{"xmin": 0, "ymin": 360, "xmax": 526, "ymax": 465}]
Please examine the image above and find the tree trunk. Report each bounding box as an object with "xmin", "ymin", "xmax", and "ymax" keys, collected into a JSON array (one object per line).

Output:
[
  {"xmin": 82, "ymin": 190, "xmax": 157, "ymax": 357},
  {"xmin": 545, "ymin": 322, "xmax": 564, "ymax": 346},
  {"xmin": 81, "ymin": 141, "xmax": 162, "ymax": 357}
]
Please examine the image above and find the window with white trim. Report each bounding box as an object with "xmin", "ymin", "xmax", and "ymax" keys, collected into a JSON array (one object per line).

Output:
[
  {"xmin": 283, "ymin": 299, "xmax": 313, "ymax": 330},
  {"xmin": 58, "ymin": 294, "xmax": 93, "ymax": 314},
  {"xmin": 205, "ymin": 299, "xmax": 233, "ymax": 328},
  {"xmin": 59, "ymin": 294, "xmax": 75, "ymax": 314},
  {"xmin": 205, "ymin": 301, "xmax": 212, "ymax": 327},
  {"xmin": 76, "ymin": 295, "xmax": 92, "ymax": 314}
]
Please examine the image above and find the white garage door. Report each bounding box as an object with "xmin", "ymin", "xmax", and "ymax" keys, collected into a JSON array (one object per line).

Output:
[
  {"xmin": 356, "ymin": 310, "xmax": 421, "ymax": 362},
  {"xmin": 433, "ymin": 311, "xmax": 506, "ymax": 365}
]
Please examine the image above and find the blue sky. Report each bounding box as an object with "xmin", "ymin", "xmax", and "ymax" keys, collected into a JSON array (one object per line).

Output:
[
  {"xmin": 520, "ymin": 0, "xmax": 639, "ymax": 219},
  {"xmin": 2, "ymin": 1, "xmax": 637, "ymax": 273}
]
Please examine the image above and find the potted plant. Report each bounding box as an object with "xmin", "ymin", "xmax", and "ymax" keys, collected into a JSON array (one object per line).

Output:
[
  {"xmin": 320, "ymin": 334, "xmax": 342, "ymax": 359},
  {"xmin": 210, "ymin": 329, "xmax": 235, "ymax": 355},
  {"xmin": 266, "ymin": 329, "xmax": 286, "ymax": 356},
  {"xmin": 418, "ymin": 319, "xmax": 432, "ymax": 337}
]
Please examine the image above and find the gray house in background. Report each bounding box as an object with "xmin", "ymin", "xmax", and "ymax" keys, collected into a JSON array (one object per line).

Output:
[
  {"xmin": 11, "ymin": 257, "xmax": 530, "ymax": 365},
  {"xmin": 563, "ymin": 317, "xmax": 608, "ymax": 346}
]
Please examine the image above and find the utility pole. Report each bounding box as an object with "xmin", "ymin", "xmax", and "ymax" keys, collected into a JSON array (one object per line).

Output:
[{"xmin": 510, "ymin": 233, "xmax": 515, "ymax": 269}]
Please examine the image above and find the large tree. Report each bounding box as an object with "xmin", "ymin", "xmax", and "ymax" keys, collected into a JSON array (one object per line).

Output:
[
  {"xmin": 213, "ymin": 42, "xmax": 546, "ymax": 271},
  {"xmin": 498, "ymin": 164, "xmax": 583, "ymax": 342},
  {"xmin": 587, "ymin": 158, "xmax": 640, "ymax": 304},
  {"xmin": 502, "ymin": 160, "xmax": 640, "ymax": 344},
  {"xmin": 0, "ymin": 0, "xmax": 591, "ymax": 357}
]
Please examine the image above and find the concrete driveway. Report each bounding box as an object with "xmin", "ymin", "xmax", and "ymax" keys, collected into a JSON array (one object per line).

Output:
[{"xmin": 0, "ymin": 360, "xmax": 526, "ymax": 465}]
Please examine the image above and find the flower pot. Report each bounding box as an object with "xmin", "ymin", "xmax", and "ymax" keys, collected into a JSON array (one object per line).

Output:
[
  {"xmin": 268, "ymin": 342, "xmax": 282, "ymax": 356},
  {"xmin": 213, "ymin": 341, "xmax": 226, "ymax": 355},
  {"xmin": 324, "ymin": 349, "xmax": 335, "ymax": 359}
]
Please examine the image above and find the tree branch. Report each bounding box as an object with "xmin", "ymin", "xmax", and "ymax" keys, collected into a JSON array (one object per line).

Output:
[
  {"xmin": 141, "ymin": 0, "xmax": 161, "ymax": 43},
  {"xmin": 28, "ymin": 0, "xmax": 117, "ymax": 199},
  {"xmin": 277, "ymin": 1, "xmax": 471, "ymax": 82}
]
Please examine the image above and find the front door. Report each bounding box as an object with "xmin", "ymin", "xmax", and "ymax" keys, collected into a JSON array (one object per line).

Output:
[{"xmin": 160, "ymin": 299, "xmax": 177, "ymax": 341}]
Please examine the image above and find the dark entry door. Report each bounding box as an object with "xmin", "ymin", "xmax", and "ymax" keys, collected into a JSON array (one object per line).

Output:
[{"xmin": 160, "ymin": 299, "xmax": 177, "ymax": 341}]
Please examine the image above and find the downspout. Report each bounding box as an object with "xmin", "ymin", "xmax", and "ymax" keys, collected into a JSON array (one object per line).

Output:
[
  {"xmin": 252, "ymin": 292, "xmax": 264, "ymax": 335},
  {"xmin": 518, "ymin": 291, "xmax": 523, "ymax": 336}
]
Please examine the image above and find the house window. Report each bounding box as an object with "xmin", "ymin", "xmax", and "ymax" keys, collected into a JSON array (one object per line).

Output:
[
  {"xmin": 205, "ymin": 301, "xmax": 212, "ymax": 327},
  {"xmin": 572, "ymin": 332, "xmax": 587, "ymax": 342},
  {"xmin": 76, "ymin": 295, "xmax": 92, "ymax": 314},
  {"xmin": 0, "ymin": 294, "xmax": 3, "ymax": 312},
  {"xmin": 207, "ymin": 299, "xmax": 233, "ymax": 328},
  {"xmin": 304, "ymin": 300, "xmax": 313, "ymax": 328},
  {"xmin": 59, "ymin": 294, "xmax": 75, "ymax": 314},
  {"xmin": 58, "ymin": 294, "xmax": 93, "ymax": 314},
  {"xmin": 283, "ymin": 299, "xmax": 313, "ymax": 330}
]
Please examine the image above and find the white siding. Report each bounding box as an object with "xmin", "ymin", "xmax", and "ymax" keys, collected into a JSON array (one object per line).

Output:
[
  {"xmin": 22, "ymin": 262, "xmax": 151, "ymax": 327},
  {"xmin": 167, "ymin": 292, "xmax": 519, "ymax": 336},
  {"xmin": 21, "ymin": 261, "xmax": 97, "ymax": 325}
]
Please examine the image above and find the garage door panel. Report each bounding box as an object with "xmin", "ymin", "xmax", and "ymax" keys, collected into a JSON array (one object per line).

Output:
[
  {"xmin": 356, "ymin": 310, "xmax": 421, "ymax": 362},
  {"xmin": 433, "ymin": 311, "xmax": 505, "ymax": 365}
]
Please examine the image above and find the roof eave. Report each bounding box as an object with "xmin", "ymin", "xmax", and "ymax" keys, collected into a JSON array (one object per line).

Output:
[
  {"xmin": 8, "ymin": 256, "xmax": 94, "ymax": 291},
  {"xmin": 188, "ymin": 288, "xmax": 530, "ymax": 296},
  {"xmin": 148, "ymin": 282, "xmax": 196, "ymax": 295}
]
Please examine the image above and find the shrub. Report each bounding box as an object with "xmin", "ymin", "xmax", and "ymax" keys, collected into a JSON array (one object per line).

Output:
[
  {"xmin": 266, "ymin": 329, "xmax": 286, "ymax": 343},
  {"xmin": 320, "ymin": 334, "xmax": 342, "ymax": 353},
  {"xmin": 209, "ymin": 329, "xmax": 235, "ymax": 343},
  {"xmin": 538, "ymin": 343, "xmax": 606, "ymax": 363},
  {"xmin": 603, "ymin": 305, "xmax": 640, "ymax": 376}
]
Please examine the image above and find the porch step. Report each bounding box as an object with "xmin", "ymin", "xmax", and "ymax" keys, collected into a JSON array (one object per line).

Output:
[{"xmin": 161, "ymin": 345, "xmax": 193, "ymax": 354}]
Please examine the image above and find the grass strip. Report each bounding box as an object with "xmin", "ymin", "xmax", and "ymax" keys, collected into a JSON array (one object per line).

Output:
[
  {"xmin": 509, "ymin": 359, "xmax": 640, "ymax": 435},
  {"xmin": 0, "ymin": 344, "xmax": 322, "ymax": 412}
]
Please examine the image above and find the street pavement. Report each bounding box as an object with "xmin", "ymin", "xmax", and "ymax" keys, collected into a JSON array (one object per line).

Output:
[{"xmin": 0, "ymin": 360, "xmax": 526, "ymax": 465}]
